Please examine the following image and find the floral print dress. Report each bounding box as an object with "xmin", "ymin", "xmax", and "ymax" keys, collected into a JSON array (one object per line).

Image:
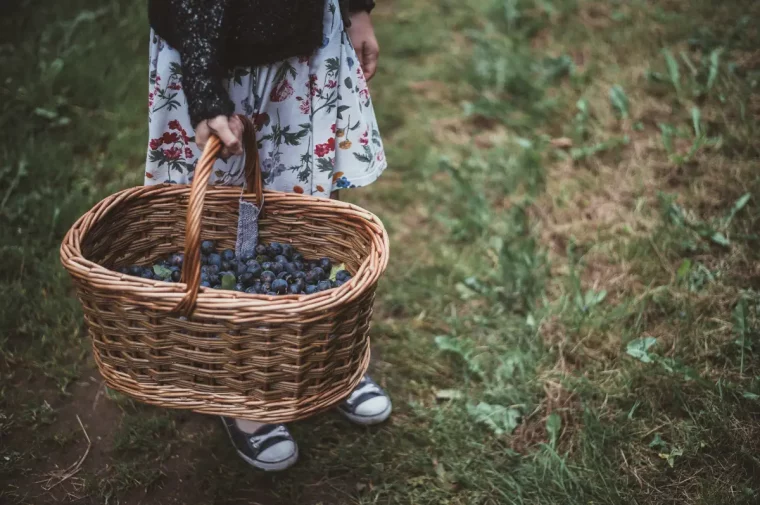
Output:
[{"xmin": 145, "ymin": 0, "xmax": 386, "ymax": 196}]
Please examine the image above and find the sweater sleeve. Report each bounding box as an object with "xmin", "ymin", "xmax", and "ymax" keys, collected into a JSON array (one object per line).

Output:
[
  {"xmin": 348, "ymin": 0, "xmax": 376, "ymax": 13},
  {"xmin": 170, "ymin": 0, "xmax": 235, "ymax": 128}
]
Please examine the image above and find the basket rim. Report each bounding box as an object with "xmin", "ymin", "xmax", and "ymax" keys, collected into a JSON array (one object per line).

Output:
[{"xmin": 60, "ymin": 184, "xmax": 389, "ymax": 319}]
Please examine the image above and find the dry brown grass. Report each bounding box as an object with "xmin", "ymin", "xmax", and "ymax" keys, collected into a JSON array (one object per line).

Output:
[{"xmin": 509, "ymin": 376, "xmax": 580, "ymax": 453}]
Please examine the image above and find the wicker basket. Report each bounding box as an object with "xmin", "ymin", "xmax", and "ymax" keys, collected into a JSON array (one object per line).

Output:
[{"xmin": 60, "ymin": 116, "xmax": 389, "ymax": 423}]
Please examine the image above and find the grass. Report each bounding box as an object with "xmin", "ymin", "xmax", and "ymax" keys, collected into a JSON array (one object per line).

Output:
[{"xmin": 2, "ymin": 0, "xmax": 760, "ymax": 503}]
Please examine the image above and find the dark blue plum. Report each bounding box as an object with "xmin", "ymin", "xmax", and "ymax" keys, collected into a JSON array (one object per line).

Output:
[
  {"xmin": 245, "ymin": 286, "xmax": 258, "ymax": 294},
  {"xmin": 208, "ymin": 253, "xmax": 222, "ymax": 268},
  {"xmin": 201, "ymin": 240, "xmax": 215, "ymax": 255},
  {"xmin": 140, "ymin": 270, "xmax": 155, "ymax": 280},
  {"xmin": 310, "ymin": 267, "xmax": 327, "ymax": 281},
  {"xmin": 317, "ymin": 280, "xmax": 332, "ymax": 292},
  {"xmin": 170, "ymin": 253, "xmax": 184, "ymax": 267},
  {"xmin": 171, "ymin": 270, "xmax": 182, "ymax": 282},
  {"xmin": 281, "ymin": 244, "xmax": 294, "ymax": 260},
  {"xmin": 221, "ymin": 260, "xmax": 232, "ymax": 271},
  {"xmin": 318, "ymin": 258, "xmax": 332, "ymax": 274},
  {"xmin": 234, "ymin": 283, "xmax": 245, "ymax": 292},
  {"xmin": 260, "ymin": 271, "xmax": 276, "ymax": 284},
  {"xmin": 293, "ymin": 271, "xmax": 307, "ymax": 282},
  {"xmin": 304, "ymin": 285, "xmax": 318, "ymax": 295},
  {"xmin": 255, "ymin": 244, "xmax": 268, "ymax": 256},
  {"xmin": 208, "ymin": 273, "xmax": 220, "ymax": 286},
  {"xmin": 274, "ymin": 255, "xmax": 288, "ymax": 264},
  {"xmin": 200, "ymin": 280, "xmax": 211, "ymax": 288},
  {"xmin": 271, "ymin": 262, "xmax": 284, "ymax": 274},
  {"xmin": 288, "ymin": 283, "xmax": 303, "ymax": 295},
  {"xmin": 291, "ymin": 252, "xmax": 304, "ymax": 263},
  {"xmin": 267, "ymin": 242, "xmax": 283, "ymax": 257},
  {"xmin": 271, "ymin": 279, "xmax": 288, "ymax": 294},
  {"xmin": 222, "ymin": 249, "xmax": 235, "ymax": 262},
  {"xmin": 334, "ymin": 270, "xmax": 351, "ymax": 282},
  {"xmin": 304, "ymin": 269, "xmax": 319, "ymax": 285},
  {"xmin": 261, "ymin": 261, "xmax": 273, "ymax": 272},
  {"xmin": 240, "ymin": 272, "xmax": 256, "ymax": 287},
  {"xmin": 207, "ymin": 264, "xmax": 220, "ymax": 275},
  {"xmin": 127, "ymin": 265, "xmax": 143, "ymax": 276},
  {"xmin": 236, "ymin": 262, "xmax": 248, "ymax": 276}
]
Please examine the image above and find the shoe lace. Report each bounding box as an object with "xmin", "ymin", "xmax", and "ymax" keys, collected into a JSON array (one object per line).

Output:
[{"xmin": 249, "ymin": 425, "xmax": 288, "ymax": 449}]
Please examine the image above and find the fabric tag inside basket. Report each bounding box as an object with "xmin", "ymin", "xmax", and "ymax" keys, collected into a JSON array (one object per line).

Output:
[{"xmin": 235, "ymin": 198, "xmax": 259, "ymax": 260}]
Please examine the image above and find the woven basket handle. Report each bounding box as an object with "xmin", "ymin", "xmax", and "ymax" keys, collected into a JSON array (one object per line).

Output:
[{"xmin": 174, "ymin": 114, "xmax": 262, "ymax": 316}]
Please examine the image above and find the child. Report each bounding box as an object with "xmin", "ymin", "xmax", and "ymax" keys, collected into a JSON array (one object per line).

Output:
[{"xmin": 145, "ymin": 0, "xmax": 390, "ymax": 471}]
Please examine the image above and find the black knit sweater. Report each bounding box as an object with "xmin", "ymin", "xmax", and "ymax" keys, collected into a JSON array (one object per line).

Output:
[{"xmin": 148, "ymin": 0, "xmax": 376, "ymax": 127}]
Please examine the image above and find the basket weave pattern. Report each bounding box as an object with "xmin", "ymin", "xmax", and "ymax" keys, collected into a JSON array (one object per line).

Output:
[{"xmin": 60, "ymin": 118, "xmax": 389, "ymax": 422}]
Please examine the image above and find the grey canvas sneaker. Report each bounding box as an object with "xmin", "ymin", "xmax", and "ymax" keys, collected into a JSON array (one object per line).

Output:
[
  {"xmin": 338, "ymin": 375, "xmax": 392, "ymax": 425},
  {"xmin": 221, "ymin": 418, "xmax": 299, "ymax": 471}
]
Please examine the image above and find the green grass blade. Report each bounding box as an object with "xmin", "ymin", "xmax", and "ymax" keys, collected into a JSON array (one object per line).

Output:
[
  {"xmin": 662, "ymin": 48, "xmax": 681, "ymax": 94},
  {"xmin": 680, "ymin": 51, "xmax": 698, "ymax": 76},
  {"xmin": 659, "ymin": 123, "xmax": 675, "ymax": 154},
  {"xmin": 707, "ymin": 47, "xmax": 723, "ymax": 91},
  {"xmin": 733, "ymin": 298, "xmax": 748, "ymax": 375},
  {"xmin": 691, "ymin": 106, "xmax": 702, "ymax": 137},
  {"xmin": 724, "ymin": 193, "xmax": 751, "ymax": 227},
  {"xmin": 609, "ymin": 85, "xmax": 630, "ymax": 119}
]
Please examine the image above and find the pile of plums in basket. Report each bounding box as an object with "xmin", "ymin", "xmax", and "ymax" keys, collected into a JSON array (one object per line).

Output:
[{"xmin": 118, "ymin": 241, "xmax": 352, "ymax": 296}]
